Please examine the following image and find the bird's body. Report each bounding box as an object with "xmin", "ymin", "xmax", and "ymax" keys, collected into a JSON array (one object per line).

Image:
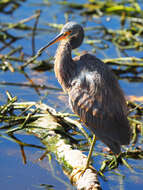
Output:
[{"xmin": 45, "ymin": 21, "xmax": 131, "ymax": 155}]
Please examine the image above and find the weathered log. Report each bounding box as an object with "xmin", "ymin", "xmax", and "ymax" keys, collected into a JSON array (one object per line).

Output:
[{"xmin": 26, "ymin": 103, "xmax": 102, "ymax": 190}]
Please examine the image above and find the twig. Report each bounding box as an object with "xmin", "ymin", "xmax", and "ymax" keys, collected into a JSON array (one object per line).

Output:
[
  {"xmin": 32, "ymin": 10, "xmax": 41, "ymax": 56},
  {"xmin": 0, "ymin": 82, "xmax": 60, "ymax": 91},
  {"xmin": 19, "ymin": 48, "xmax": 43, "ymax": 70},
  {"xmin": 104, "ymin": 57, "xmax": 143, "ymax": 67},
  {"xmin": 20, "ymin": 38, "xmax": 54, "ymax": 70},
  {"xmin": 1, "ymin": 11, "xmax": 42, "ymax": 32}
]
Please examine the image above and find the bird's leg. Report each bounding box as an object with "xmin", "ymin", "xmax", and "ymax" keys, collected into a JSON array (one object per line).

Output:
[
  {"xmin": 70, "ymin": 135, "xmax": 97, "ymax": 184},
  {"xmin": 85, "ymin": 134, "xmax": 96, "ymax": 170}
]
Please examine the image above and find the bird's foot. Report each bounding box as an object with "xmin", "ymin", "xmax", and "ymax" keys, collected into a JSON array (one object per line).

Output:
[
  {"xmin": 70, "ymin": 165, "xmax": 97, "ymax": 185},
  {"xmin": 107, "ymin": 155, "xmax": 120, "ymax": 170}
]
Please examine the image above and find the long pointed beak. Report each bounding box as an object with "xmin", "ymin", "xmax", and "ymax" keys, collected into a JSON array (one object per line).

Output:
[{"xmin": 38, "ymin": 33, "xmax": 65, "ymax": 54}]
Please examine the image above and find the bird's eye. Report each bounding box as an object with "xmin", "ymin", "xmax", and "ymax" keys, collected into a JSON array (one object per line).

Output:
[
  {"xmin": 63, "ymin": 32, "xmax": 67, "ymax": 36},
  {"xmin": 63, "ymin": 31, "xmax": 72, "ymax": 37}
]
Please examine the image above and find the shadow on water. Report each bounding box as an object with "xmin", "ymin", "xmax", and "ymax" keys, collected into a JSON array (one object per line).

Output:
[{"xmin": 0, "ymin": 0, "xmax": 143, "ymax": 190}]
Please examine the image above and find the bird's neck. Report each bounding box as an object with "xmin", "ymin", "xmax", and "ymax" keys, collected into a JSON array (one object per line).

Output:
[{"xmin": 54, "ymin": 40, "xmax": 74, "ymax": 92}]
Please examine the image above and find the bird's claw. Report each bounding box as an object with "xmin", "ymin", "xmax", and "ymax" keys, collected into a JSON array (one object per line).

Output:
[
  {"xmin": 108, "ymin": 155, "xmax": 119, "ymax": 170},
  {"xmin": 70, "ymin": 165, "xmax": 97, "ymax": 185}
]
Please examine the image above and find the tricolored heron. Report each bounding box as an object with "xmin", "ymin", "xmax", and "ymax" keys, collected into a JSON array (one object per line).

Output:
[{"xmin": 42, "ymin": 21, "xmax": 131, "ymax": 172}]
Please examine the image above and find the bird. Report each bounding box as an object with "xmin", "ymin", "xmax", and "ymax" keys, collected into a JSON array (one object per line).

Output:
[{"xmin": 42, "ymin": 21, "xmax": 132, "ymax": 171}]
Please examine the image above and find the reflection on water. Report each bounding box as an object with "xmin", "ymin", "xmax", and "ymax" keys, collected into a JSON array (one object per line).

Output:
[{"xmin": 0, "ymin": 136, "xmax": 72, "ymax": 190}]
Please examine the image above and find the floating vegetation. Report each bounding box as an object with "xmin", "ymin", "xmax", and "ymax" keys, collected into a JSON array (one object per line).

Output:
[
  {"xmin": 0, "ymin": 92, "xmax": 102, "ymax": 189},
  {"xmin": 59, "ymin": 0, "xmax": 143, "ymax": 17},
  {"xmin": 0, "ymin": 91, "xmax": 143, "ymax": 189}
]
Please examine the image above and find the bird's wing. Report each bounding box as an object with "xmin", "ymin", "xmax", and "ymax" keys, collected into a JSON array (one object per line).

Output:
[{"xmin": 68, "ymin": 54, "xmax": 131, "ymax": 153}]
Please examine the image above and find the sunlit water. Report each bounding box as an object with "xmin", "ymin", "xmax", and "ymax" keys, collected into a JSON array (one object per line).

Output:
[{"xmin": 0, "ymin": 0, "xmax": 143, "ymax": 190}]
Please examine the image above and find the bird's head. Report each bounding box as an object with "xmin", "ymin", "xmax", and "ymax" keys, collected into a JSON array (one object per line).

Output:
[{"xmin": 45, "ymin": 22, "xmax": 84, "ymax": 49}]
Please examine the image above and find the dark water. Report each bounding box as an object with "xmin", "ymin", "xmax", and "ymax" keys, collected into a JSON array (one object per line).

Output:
[{"xmin": 0, "ymin": 0, "xmax": 143, "ymax": 190}]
